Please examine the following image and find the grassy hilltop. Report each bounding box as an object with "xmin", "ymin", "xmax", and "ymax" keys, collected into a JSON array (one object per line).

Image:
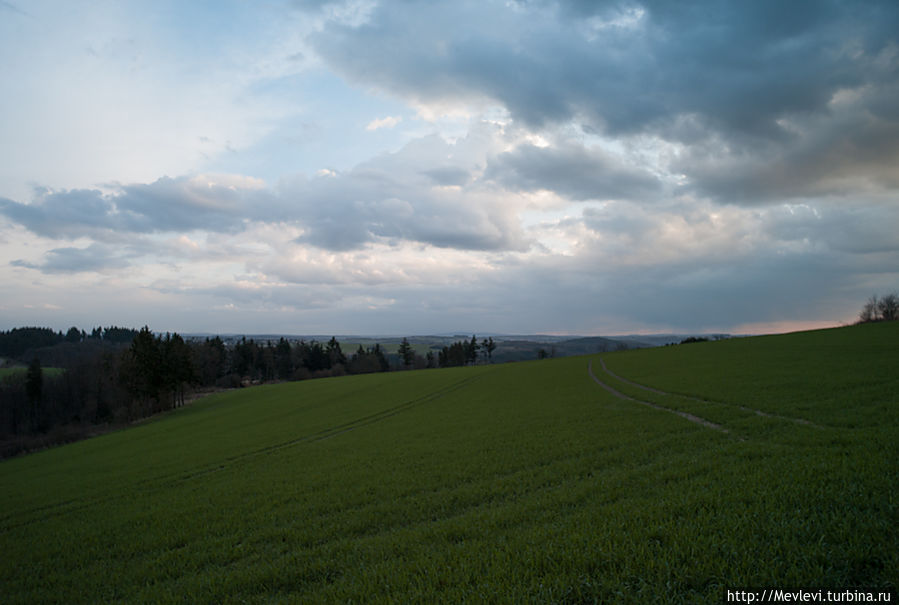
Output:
[{"xmin": 0, "ymin": 322, "xmax": 896, "ymax": 603}]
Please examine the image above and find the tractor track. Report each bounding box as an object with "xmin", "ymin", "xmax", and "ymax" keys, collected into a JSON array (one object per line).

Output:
[
  {"xmin": 587, "ymin": 360, "xmax": 729, "ymax": 434},
  {"xmin": 597, "ymin": 358, "xmax": 823, "ymax": 429}
]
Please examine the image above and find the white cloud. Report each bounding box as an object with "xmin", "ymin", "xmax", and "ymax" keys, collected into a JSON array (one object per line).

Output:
[{"xmin": 365, "ymin": 115, "xmax": 402, "ymax": 131}]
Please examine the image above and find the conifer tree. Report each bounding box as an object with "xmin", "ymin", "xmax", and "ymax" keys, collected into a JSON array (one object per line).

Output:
[{"xmin": 398, "ymin": 338, "xmax": 415, "ymax": 367}]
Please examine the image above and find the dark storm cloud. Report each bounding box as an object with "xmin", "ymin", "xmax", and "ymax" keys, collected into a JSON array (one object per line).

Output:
[
  {"xmin": 112, "ymin": 177, "xmax": 273, "ymax": 233},
  {"xmin": 1, "ymin": 189, "xmax": 118, "ymax": 238},
  {"xmin": 12, "ymin": 243, "xmax": 133, "ymax": 274},
  {"xmin": 678, "ymin": 82, "xmax": 899, "ymax": 203},
  {"xmin": 0, "ymin": 176, "xmax": 274, "ymax": 239},
  {"xmin": 308, "ymin": 0, "xmax": 889, "ymax": 133},
  {"xmin": 305, "ymin": 0, "xmax": 899, "ymax": 203},
  {"xmin": 485, "ymin": 142, "xmax": 661, "ymax": 201}
]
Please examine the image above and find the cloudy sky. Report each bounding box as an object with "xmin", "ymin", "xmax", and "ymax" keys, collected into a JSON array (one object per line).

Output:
[{"xmin": 2, "ymin": 0, "xmax": 898, "ymax": 336}]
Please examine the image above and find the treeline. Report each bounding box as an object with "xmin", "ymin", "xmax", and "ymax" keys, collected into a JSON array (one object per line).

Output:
[
  {"xmin": 858, "ymin": 293, "xmax": 898, "ymax": 323},
  {"xmin": 435, "ymin": 336, "xmax": 496, "ymax": 367},
  {"xmin": 1, "ymin": 328, "xmax": 504, "ymax": 457},
  {"xmin": 195, "ymin": 335, "xmax": 391, "ymax": 384},
  {"xmin": 0, "ymin": 330, "xmax": 392, "ymax": 451},
  {"xmin": 0, "ymin": 326, "xmax": 139, "ymax": 358}
]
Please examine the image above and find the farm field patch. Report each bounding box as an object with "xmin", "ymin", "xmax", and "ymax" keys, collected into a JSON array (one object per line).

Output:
[
  {"xmin": 0, "ymin": 366, "xmax": 65, "ymax": 381},
  {"xmin": 0, "ymin": 324, "xmax": 896, "ymax": 603}
]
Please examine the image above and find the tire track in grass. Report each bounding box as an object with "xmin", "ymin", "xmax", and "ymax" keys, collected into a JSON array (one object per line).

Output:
[
  {"xmin": 178, "ymin": 372, "xmax": 485, "ymax": 481},
  {"xmin": 598, "ymin": 358, "xmax": 823, "ymax": 429},
  {"xmin": 587, "ymin": 360, "xmax": 730, "ymax": 434},
  {"xmin": 0, "ymin": 373, "xmax": 485, "ymax": 533}
]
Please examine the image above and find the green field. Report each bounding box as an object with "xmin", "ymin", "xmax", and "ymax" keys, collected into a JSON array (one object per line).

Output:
[
  {"xmin": 0, "ymin": 366, "xmax": 29, "ymax": 379},
  {"xmin": 1, "ymin": 323, "xmax": 896, "ymax": 603},
  {"xmin": 0, "ymin": 366, "xmax": 65, "ymax": 381}
]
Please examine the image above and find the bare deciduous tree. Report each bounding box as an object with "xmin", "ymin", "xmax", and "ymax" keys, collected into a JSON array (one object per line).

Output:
[
  {"xmin": 878, "ymin": 293, "xmax": 898, "ymax": 322},
  {"xmin": 859, "ymin": 295, "xmax": 879, "ymax": 323},
  {"xmin": 858, "ymin": 292, "xmax": 899, "ymax": 323}
]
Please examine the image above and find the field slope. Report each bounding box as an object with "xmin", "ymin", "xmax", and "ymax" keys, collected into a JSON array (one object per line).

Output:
[{"xmin": 1, "ymin": 323, "xmax": 896, "ymax": 603}]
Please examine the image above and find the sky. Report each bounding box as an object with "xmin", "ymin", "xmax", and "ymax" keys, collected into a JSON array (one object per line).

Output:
[{"xmin": 1, "ymin": 0, "xmax": 898, "ymax": 336}]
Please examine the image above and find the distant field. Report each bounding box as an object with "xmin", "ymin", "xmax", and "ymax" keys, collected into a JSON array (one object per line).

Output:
[
  {"xmin": 0, "ymin": 367, "xmax": 23, "ymax": 378},
  {"xmin": 0, "ymin": 323, "xmax": 896, "ymax": 603},
  {"xmin": 0, "ymin": 366, "xmax": 64, "ymax": 381}
]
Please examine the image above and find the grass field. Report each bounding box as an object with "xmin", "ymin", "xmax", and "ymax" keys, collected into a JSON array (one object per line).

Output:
[
  {"xmin": 0, "ymin": 366, "xmax": 65, "ymax": 381},
  {"xmin": 0, "ymin": 367, "xmax": 27, "ymax": 379},
  {"xmin": 0, "ymin": 323, "xmax": 896, "ymax": 603}
]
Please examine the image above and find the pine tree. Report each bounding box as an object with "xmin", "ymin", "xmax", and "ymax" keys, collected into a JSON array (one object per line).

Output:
[
  {"xmin": 275, "ymin": 338, "xmax": 293, "ymax": 380},
  {"xmin": 398, "ymin": 338, "xmax": 415, "ymax": 368},
  {"xmin": 465, "ymin": 335, "xmax": 480, "ymax": 365},
  {"xmin": 482, "ymin": 337, "xmax": 496, "ymax": 363},
  {"xmin": 163, "ymin": 333, "xmax": 194, "ymax": 407},
  {"xmin": 327, "ymin": 337, "xmax": 347, "ymax": 368},
  {"xmin": 123, "ymin": 326, "xmax": 163, "ymax": 412},
  {"xmin": 25, "ymin": 357, "xmax": 42, "ymax": 430}
]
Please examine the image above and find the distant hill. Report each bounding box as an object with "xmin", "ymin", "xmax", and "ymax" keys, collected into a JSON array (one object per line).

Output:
[
  {"xmin": 610, "ymin": 333, "xmax": 731, "ymax": 347},
  {"xmin": 489, "ymin": 336, "xmax": 633, "ymax": 363},
  {"xmin": 182, "ymin": 332, "xmax": 732, "ymax": 363}
]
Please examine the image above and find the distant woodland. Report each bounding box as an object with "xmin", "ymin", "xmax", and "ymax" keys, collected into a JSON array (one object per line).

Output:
[{"xmin": 0, "ymin": 326, "xmax": 500, "ymax": 458}]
